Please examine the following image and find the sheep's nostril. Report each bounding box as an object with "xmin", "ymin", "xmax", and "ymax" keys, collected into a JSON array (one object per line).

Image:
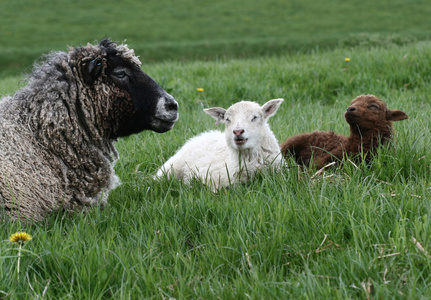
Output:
[
  {"xmin": 164, "ymin": 96, "xmax": 178, "ymax": 111},
  {"xmin": 166, "ymin": 101, "xmax": 178, "ymax": 111},
  {"xmin": 233, "ymin": 129, "xmax": 244, "ymax": 136},
  {"xmin": 347, "ymin": 107, "xmax": 356, "ymax": 112}
]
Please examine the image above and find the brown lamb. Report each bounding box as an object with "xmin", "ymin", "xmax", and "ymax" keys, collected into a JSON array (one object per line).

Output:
[{"xmin": 280, "ymin": 95, "xmax": 408, "ymax": 169}]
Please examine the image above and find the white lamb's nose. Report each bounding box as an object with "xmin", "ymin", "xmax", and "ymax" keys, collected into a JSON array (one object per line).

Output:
[{"xmin": 233, "ymin": 129, "xmax": 244, "ymax": 136}]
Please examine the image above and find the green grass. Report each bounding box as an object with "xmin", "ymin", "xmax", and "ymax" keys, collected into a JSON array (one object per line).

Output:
[
  {"xmin": 1, "ymin": 0, "xmax": 431, "ymax": 76},
  {"xmin": 1, "ymin": 40, "xmax": 431, "ymax": 298}
]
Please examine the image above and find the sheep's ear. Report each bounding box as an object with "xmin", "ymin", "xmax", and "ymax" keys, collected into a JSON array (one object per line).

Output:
[
  {"xmin": 204, "ymin": 107, "xmax": 226, "ymax": 125},
  {"xmin": 83, "ymin": 57, "xmax": 103, "ymax": 85},
  {"xmin": 386, "ymin": 109, "xmax": 408, "ymax": 121},
  {"xmin": 88, "ymin": 57, "xmax": 103, "ymax": 77},
  {"xmin": 261, "ymin": 98, "xmax": 284, "ymax": 119}
]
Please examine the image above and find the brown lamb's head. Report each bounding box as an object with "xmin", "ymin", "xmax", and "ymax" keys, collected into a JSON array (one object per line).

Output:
[{"xmin": 344, "ymin": 95, "xmax": 408, "ymax": 131}]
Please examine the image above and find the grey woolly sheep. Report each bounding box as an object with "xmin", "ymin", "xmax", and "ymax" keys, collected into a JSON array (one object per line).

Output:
[{"xmin": 0, "ymin": 39, "xmax": 179, "ymax": 222}]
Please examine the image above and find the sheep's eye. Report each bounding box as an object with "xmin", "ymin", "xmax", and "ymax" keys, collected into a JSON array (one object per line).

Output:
[
  {"xmin": 225, "ymin": 118, "xmax": 231, "ymax": 123},
  {"xmin": 368, "ymin": 104, "xmax": 379, "ymax": 110},
  {"xmin": 251, "ymin": 116, "xmax": 258, "ymax": 122},
  {"xmin": 112, "ymin": 70, "xmax": 127, "ymax": 79}
]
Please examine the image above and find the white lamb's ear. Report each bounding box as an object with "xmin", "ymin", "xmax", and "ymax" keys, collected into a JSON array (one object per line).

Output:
[
  {"xmin": 204, "ymin": 107, "xmax": 227, "ymax": 125},
  {"xmin": 261, "ymin": 98, "xmax": 284, "ymax": 119}
]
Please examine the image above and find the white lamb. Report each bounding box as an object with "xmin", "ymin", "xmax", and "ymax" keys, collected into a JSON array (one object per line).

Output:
[{"xmin": 155, "ymin": 98, "xmax": 284, "ymax": 191}]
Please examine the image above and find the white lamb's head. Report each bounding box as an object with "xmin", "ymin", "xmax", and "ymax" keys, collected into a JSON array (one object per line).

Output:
[{"xmin": 204, "ymin": 99, "xmax": 283, "ymax": 150}]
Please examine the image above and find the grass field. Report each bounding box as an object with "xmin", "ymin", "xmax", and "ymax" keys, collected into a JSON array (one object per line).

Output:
[
  {"xmin": 1, "ymin": 0, "xmax": 431, "ymax": 76},
  {"xmin": 1, "ymin": 0, "xmax": 431, "ymax": 298},
  {"xmin": 1, "ymin": 40, "xmax": 431, "ymax": 298}
]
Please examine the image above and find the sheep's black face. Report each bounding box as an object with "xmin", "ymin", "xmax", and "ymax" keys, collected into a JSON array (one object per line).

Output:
[{"xmin": 102, "ymin": 56, "xmax": 179, "ymax": 138}]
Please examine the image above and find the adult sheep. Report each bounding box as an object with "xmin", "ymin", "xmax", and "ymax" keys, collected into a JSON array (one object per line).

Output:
[
  {"xmin": 0, "ymin": 39, "xmax": 179, "ymax": 222},
  {"xmin": 155, "ymin": 99, "xmax": 283, "ymax": 191},
  {"xmin": 280, "ymin": 95, "xmax": 408, "ymax": 169}
]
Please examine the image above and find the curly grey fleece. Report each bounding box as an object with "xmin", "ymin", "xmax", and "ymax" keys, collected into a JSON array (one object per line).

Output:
[{"xmin": 0, "ymin": 40, "xmax": 178, "ymax": 221}]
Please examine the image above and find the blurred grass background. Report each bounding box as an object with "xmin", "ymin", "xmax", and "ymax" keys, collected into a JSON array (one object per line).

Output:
[
  {"xmin": 1, "ymin": 1, "xmax": 431, "ymax": 298},
  {"xmin": 1, "ymin": 0, "xmax": 430, "ymax": 76}
]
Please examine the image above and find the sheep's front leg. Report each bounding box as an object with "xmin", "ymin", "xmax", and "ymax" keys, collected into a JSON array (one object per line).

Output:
[{"xmin": 314, "ymin": 147, "xmax": 344, "ymax": 169}]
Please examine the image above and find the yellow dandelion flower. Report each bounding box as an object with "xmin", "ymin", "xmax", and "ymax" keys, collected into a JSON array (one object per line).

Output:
[
  {"xmin": 196, "ymin": 88, "xmax": 204, "ymax": 92},
  {"xmin": 9, "ymin": 232, "xmax": 32, "ymax": 245},
  {"xmin": 345, "ymin": 58, "xmax": 351, "ymax": 62}
]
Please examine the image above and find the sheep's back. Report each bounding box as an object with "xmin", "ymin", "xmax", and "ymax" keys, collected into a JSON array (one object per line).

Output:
[
  {"xmin": 281, "ymin": 131, "xmax": 347, "ymax": 166},
  {"xmin": 156, "ymin": 130, "xmax": 230, "ymax": 184},
  {"xmin": 0, "ymin": 118, "xmax": 65, "ymax": 221}
]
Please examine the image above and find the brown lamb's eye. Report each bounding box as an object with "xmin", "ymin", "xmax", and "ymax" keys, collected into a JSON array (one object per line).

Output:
[{"xmin": 368, "ymin": 103, "xmax": 379, "ymax": 110}]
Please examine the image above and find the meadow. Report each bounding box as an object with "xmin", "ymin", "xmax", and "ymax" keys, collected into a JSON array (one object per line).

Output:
[
  {"xmin": 1, "ymin": 0, "xmax": 431, "ymax": 76},
  {"xmin": 0, "ymin": 40, "xmax": 430, "ymax": 299},
  {"xmin": 1, "ymin": 0, "xmax": 431, "ymax": 298}
]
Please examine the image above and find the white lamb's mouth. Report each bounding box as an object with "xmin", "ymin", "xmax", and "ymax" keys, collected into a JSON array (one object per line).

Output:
[{"xmin": 235, "ymin": 138, "xmax": 248, "ymax": 145}]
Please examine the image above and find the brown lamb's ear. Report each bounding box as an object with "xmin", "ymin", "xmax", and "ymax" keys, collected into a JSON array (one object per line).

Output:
[{"xmin": 386, "ymin": 109, "xmax": 409, "ymax": 121}]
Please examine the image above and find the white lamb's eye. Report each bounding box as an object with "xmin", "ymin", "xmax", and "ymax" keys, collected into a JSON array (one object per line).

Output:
[
  {"xmin": 225, "ymin": 118, "xmax": 231, "ymax": 123},
  {"xmin": 251, "ymin": 116, "xmax": 258, "ymax": 122}
]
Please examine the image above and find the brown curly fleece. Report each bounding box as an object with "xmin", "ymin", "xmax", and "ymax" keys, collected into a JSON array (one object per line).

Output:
[{"xmin": 281, "ymin": 95, "xmax": 408, "ymax": 169}]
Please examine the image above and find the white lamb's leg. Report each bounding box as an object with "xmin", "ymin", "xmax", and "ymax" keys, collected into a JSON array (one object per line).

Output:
[{"xmin": 154, "ymin": 161, "xmax": 174, "ymax": 179}]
